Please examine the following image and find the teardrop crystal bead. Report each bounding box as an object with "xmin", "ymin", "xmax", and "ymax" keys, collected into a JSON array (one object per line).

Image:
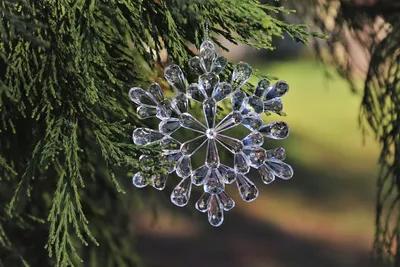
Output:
[
  {"xmin": 215, "ymin": 111, "xmax": 242, "ymax": 133},
  {"xmin": 265, "ymin": 159, "xmax": 293, "ymax": 180},
  {"xmin": 171, "ymin": 177, "xmax": 192, "ymax": 207},
  {"xmin": 236, "ymin": 174, "xmax": 259, "ymax": 202},
  {"xmin": 188, "ymin": 56, "xmax": 205, "ymax": 74},
  {"xmin": 164, "ymin": 65, "xmax": 187, "ymax": 93},
  {"xmin": 156, "ymin": 99, "xmax": 179, "ymax": 119},
  {"xmin": 195, "ymin": 192, "xmax": 211, "ymax": 213},
  {"xmin": 218, "ymin": 164, "xmax": 236, "ymax": 184},
  {"xmin": 129, "ymin": 87, "xmax": 157, "ymax": 106},
  {"xmin": 216, "ymin": 134, "xmax": 243, "ymax": 153},
  {"xmin": 179, "ymin": 113, "xmax": 207, "ymax": 133},
  {"xmin": 203, "ymin": 98, "xmax": 216, "ymax": 128},
  {"xmin": 192, "ymin": 165, "xmax": 210, "ymax": 186},
  {"xmin": 258, "ymin": 164, "xmax": 275, "ymax": 184},
  {"xmin": 231, "ymin": 62, "xmax": 253, "ymax": 90},
  {"xmin": 211, "ymin": 56, "xmax": 227, "ymax": 74},
  {"xmin": 162, "ymin": 152, "xmax": 182, "ymax": 173},
  {"xmin": 219, "ymin": 191, "xmax": 235, "ymax": 211},
  {"xmin": 204, "ymin": 169, "xmax": 225, "ymax": 194},
  {"xmin": 206, "ymin": 139, "xmax": 220, "ymax": 168},
  {"xmin": 241, "ymin": 114, "xmax": 263, "ymax": 131},
  {"xmin": 159, "ymin": 118, "xmax": 180, "ymax": 135},
  {"xmin": 231, "ymin": 90, "xmax": 248, "ymax": 111},
  {"xmin": 160, "ymin": 136, "xmax": 181, "ymax": 153},
  {"xmin": 242, "ymin": 147, "xmax": 267, "ymax": 168},
  {"xmin": 213, "ymin": 82, "xmax": 232, "ymax": 102},
  {"xmin": 265, "ymin": 80, "xmax": 289, "ymax": 99},
  {"xmin": 132, "ymin": 128, "xmax": 164, "ymax": 146},
  {"xmin": 152, "ymin": 174, "xmax": 168, "ymax": 190},
  {"xmin": 172, "ymin": 92, "xmax": 188, "ymax": 113},
  {"xmin": 200, "ymin": 40, "xmax": 216, "ymax": 72},
  {"xmin": 255, "ymin": 78, "xmax": 270, "ymax": 98},
  {"xmin": 132, "ymin": 172, "xmax": 148, "ymax": 188},
  {"xmin": 148, "ymin": 83, "xmax": 164, "ymax": 103},
  {"xmin": 264, "ymin": 98, "xmax": 283, "ymax": 113},
  {"xmin": 234, "ymin": 153, "xmax": 250, "ymax": 174},
  {"xmin": 247, "ymin": 95, "xmax": 264, "ymax": 114},
  {"xmin": 181, "ymin": 135, "xmax": 207, "ymax": 156},
  {"xmin": 176, "ymin": 156, "xmax": 192, "ymax": 178},
  {"xmin": 208, "ymin": 195, "xmax": 224, "ymax": 227},
  {"xmin": 266, "ymin": 147, "xmax": 286, "ymax": 160},
  {"xmin": 139, "ymin": 155, "xmax": 152, "ymax": 171},
  {"xmin": 242, "ymin": 131, "xmax": 264, "ymax": 147},
  {"xmin": 187, "ymin": 83, "xmax": 206, "ymax": 102},
  {"xmin": 199, "ymin": 72, "xmax": 219, "ymax": 97},
  {"xmin": 259, "ymin": 121, "xmax": 289, "ymax": 139},
  {"xmin": 137, "ymin": 105, "xmax": 157, "ymax": 119}
]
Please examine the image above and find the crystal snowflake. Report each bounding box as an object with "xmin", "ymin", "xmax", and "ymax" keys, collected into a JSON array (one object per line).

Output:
[{"xmin": 129, "ymin": 40, "xmax": 293, "ymax": 227}]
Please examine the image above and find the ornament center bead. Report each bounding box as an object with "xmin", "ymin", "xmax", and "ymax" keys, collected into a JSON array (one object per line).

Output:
[{"xmin": 206, "ymin": 128, "xmax": 217, "ymax": 139}]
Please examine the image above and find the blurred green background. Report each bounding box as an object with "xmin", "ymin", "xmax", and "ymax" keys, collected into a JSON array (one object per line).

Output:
[{"xmin": 130, "ymin": 42, "xmax": 379, "ymax": 267}]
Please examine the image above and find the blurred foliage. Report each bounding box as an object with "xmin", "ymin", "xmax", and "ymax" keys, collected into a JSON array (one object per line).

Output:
[
  {"xmin": 0, "ymin": 0, "xmax": 322, "ymax": 266},
  {"xmin": 274, "ymin": 0, "xmax": 400, "ymax": 266}
]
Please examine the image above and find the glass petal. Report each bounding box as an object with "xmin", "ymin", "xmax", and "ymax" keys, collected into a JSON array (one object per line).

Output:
[
  {"xmin": 242, "ymin": 147, "xmax": 267, "ymax": 168},
  {"xmin": 156, "ymin": 99, "xmax": 179, "ymax": 119},
  {"xmin": 188, "ymin": 56, "xmax": 205, "ymax": 74},
  {"xmin": 164, "ymin": 65, "xmax": 187, "ymax": 93},
  {"xmin": 266, "ymin": 147, "xmax": 286, "ymax": 160},
  {"xmin": 179, "ymin": 113, "xmax": 207, "ymax": 133},
  {"xmin": 255, "ymin": 78, "xmax": 270, "ymax": 98},
  {"xmin": 264, "ymin": 98, "xmax": 283, "ymax": 113},
  {"xmin": 204, "ymin": 169, "xmax": 224, "ymax": 194},
  {"xmin": 159, "ymin": 118, "xmax": 180, "ymax": 135},
  {"xmin": 241, "ymin": 115, "xmax": 262, "ymax": 131},
  {"xmin": 208, "ymin": 195, "xmax": 224, "ymax": 227},
  {"xmin": 176, "ymin": 156, "xmax": 192, "ymax": 178},
  {"xmin": 211, "ymin": 56, "xmax": 227, "ymax": 74},
  {"xmin": 152, "ymin": 174, "xmax": 168, "ymax": 190},
  {"xmin": 213, "ymin": 82, "xmax": 232, "ymax": 102},
  {"xmin": 265, "ymin": 159, "xmax": 293, "ymax": 180},
  {"xmin": 219, "ymin": 191, "xmax": 235, "ymax": 211},
  {"xmin": 171, "ymin": 177, "xmax": 192, "ymax": 207},
  {"xmin": 129, "ymin": 87, "xmax": 157, "ymax": 106},
  {"xmin": 242, "ymin": 132, "xmax": 264, "ymax": 147},
  {"xmin": 160, "ymin": 136, "xmax": 181, "ymax": 151},
  {"xmin": 231, "ymin": 90, "xmax": 248, "ymax": 111},
  {"xmin": 148, "ymin": 83, "xmax": 164, "ymax": 103},
  {"xmin": 236, "ymin": 174, "xmax": 259, "ymax": 202},
  {"xmin": 258, "ymin": 164, "xmax": 275, "ymax": 184},
  {"xmin": 259, "ymin": 121, "xmax": 290, "ymax": 139},
  {"xmin": 132, "ymin": 128, "xmax": 164, "ymax": 146},
  {"xmin": 200, "ymin": 40, "xmax": 216, "ymax": 72},
  {"xmin": 234, "ymin": 153, "xmax": 250, "ymax": 174},
  {"xmin": 162, "ymin": 152, "xmax": 182, "ymax": 173},
  {"xmin": 216, "ymin": 134, "xmax": 243, "ymax": 153},
  {"xmin": 187, "ymin": 83, "xmax": 206, "ymax": 102},
  {"xmin": 265, "ymin": 80, "xmax": 289, "ymax": 99},
  {"xmin": 139, "ymin": 155, "xmax": 152, "ymax": 171},
  {"xmin": 206, "ymin": 139, "xmax": 220, "ymax": 168},
  {"xmin": 203, "ymin": 98, "xmax": 216, "ymax": 128},
  {"xmin": 195, "ymin": 192, "xmax": 211, "ymax": 213},
  {"xmin": 181, "ymin": 135, "xmax": 207, "ymax": 156},
  {"xmin": 137, "ymin": 105, "xmax": 157, "ymax": 119},
  {"xmin": 132, "ymin": 172, "xmax": 148, "ymax": 188},
  {"xmin": 192, "ymin": 165, "xmax": 210, "ymax": 186},
  {"xmin": 173, "ymin": 92, "xmax": 188, "ymax": 113},
  {"xmin": 231, "ymin": 62, "xmax": 253, "ymax": 90},
  {"xmin": 199, "ymin": 72, "xmax": 219, "ymax": 97},
  {"xmin": 247, "ymin": 95, "xmax": 264, "ymax": 114},
  {"xmin": 218, "ymin": 164, "xmax": 236, "ymax": 184},
  {"xmin": 215, "ymin": 111, "xmax": 242, "ymax": 133}
]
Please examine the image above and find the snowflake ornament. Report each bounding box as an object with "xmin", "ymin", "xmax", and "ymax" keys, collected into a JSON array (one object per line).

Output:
[{"xmin": 129, "ymin": 39, "xmax": 293, "ymax": 227}]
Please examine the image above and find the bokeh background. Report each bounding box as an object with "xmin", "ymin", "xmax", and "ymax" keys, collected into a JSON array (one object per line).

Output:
[{"xmin": 129, "ymin": 36, "xmax": 379, "ymax": 267}]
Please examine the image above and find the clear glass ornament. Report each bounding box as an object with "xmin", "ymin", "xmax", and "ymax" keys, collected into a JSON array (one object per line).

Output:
[{"xmin": 129, "ymin": 37, "xmax": 293, "ymax": 227}]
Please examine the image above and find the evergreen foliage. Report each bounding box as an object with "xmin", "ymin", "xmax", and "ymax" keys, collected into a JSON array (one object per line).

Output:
[{"xmin": 0, "ymin": 0, "xmax": 322, "ymax": 266}]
